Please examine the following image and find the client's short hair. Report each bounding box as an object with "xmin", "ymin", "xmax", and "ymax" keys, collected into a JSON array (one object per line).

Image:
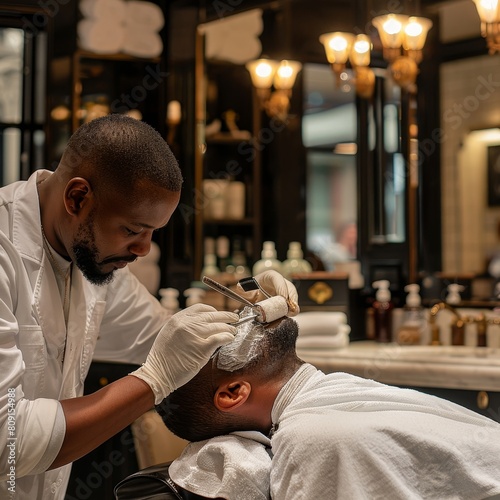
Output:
[{"xmin": 156, "ymin": 317, "xmax": 300, "ymax": 442}]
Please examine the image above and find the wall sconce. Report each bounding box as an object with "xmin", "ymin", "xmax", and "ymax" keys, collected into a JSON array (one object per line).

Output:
[
  {"xmin": 245, "ymin": 58, "xmax": 302, "ymax": 122},
  {"xmin": 372, "ymin": 14, "xmax": 433, "ymax": 91},
  {"xmin": 319, "ymin": 32, "xmax": 375, "ymax": 99},
  {"xmin": 471, "ymin": 0, "xmax": 500, "ymax": 54}
]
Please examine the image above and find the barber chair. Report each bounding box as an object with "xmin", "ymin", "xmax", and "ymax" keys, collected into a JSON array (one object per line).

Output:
[{"xmin": 113, "ymin": 461, "xmax": 209, "ymax": 500}]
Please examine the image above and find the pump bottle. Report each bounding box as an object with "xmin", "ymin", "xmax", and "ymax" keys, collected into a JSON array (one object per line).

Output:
[
  {"xmin": 397, "ymin": 284, "xmax": 426, "ymax": 345},
  {"xmin": 252, "ymin": 241, "xmax": 283, "ymax": 276},
  {"xmin": 372, "ymin": 280, "xmax": 394, "ymax": 343},
  {"xmin": 446, "ymin": 283, "xmax": 464, "ymax": 305},
  {"xmin": 282, "ymin": 241, "xmax": 312, "ymax": 280},
  {"xmin": 200, "ymin": 253, "xmax": 220, "ymax": 281},
  {"xmin": 158, "ymin": 288, "xmax": 180, "ymax": 319}
]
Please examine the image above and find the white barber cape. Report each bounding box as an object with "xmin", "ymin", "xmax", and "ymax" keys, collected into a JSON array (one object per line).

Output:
[
  {"xmin": 0, "ymin": 170, "xmax": 170, "ymax": 499},
  {"xmin": 270, "ymin": 364, "xmax": 500, "ymax": 500}
]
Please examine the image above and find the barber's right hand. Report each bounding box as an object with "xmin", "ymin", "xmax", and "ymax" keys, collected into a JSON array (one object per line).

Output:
[{"xmin": 131, "ymin": 304, "xmax": 238, "ymax": 404}]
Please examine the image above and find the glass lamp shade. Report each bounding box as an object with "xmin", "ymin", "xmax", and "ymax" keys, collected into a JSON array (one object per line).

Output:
[
  {"xmin": 372, "ymin": 14, "xmax": 409, "ymax": 49},
  {"xmin": 472, "ymin": 0, "xmax": 500, "ymax": 23},
  {"xmin": 350, "ymin": 34, "xmax": 372, "ymax": 67},
  {"xmin": 403, "ymin": 16, "xmax": 433, "ymax": 51},
  {"xmin": 245, "ymin": 59, "xmax": 279, "ymax": 89},
  {"xmin": 319, "ymin": 32, "xmax": 355, "ymax": 65},
  {"xmin": 273, "ymin": 60, "xmax": 302, "ymax": 90}
]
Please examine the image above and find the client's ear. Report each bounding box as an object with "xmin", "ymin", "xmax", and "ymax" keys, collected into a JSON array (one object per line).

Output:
[{"xmin": 214, "ymin": 381, "xmax": 251, "ymax": 412}]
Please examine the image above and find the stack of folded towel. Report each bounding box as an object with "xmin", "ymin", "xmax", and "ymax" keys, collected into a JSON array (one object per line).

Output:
[
  {"xmin": 78, "ymin": 0, "xmax": 164, "ymax": 57},
  {"xmin": 198, "ymin": 9, "xmax": 263, "ymax": 64},
  {"xmin": 294, "ymin": 311, "xmax": 351, "ymax": 356}
]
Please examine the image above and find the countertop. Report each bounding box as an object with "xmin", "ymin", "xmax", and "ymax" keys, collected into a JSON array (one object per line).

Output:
[{"xmin": 298, "ymin": 341, "xmax": 500, "ymax": 392}]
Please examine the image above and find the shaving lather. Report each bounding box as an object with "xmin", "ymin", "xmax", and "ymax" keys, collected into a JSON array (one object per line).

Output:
[{"xmin": 202, "ymin": 275, "xmax": 289, "ymax": 325}]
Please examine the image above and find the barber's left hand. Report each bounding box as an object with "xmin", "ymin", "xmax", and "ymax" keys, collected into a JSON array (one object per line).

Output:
[
  {"xmin": 238, "ymin": 270, "xmax": 300, "ymax": 316},
  {"xmin": 131, "ymin": 304, "xmax": 238, "ymax": 404}
]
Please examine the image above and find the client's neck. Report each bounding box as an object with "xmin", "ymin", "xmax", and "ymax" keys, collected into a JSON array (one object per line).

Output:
[{"xmin": 246, "ymin": 356, "xmax": 304, "ymax": 434}]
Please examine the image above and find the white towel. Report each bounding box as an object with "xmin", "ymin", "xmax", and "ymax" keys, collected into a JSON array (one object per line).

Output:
[
  {"xmin": 169, "ymin": 431, "xmax": 271, "ymax": 500},
  {"xmin": 199, "ymin": 9, "xmax": 263, "ymax": 64},
  {"xmin": 126, "ymin": 1, "xmax": 165, "ymax": 31},
  {"xmin": 77, "ymin": 19, "xmax": 125, "ymax": 54},
  {"xmin": 294, "ymin": 311, "xmax": 348, "ymax": 337},
  {"xmin": 122, "ymin": 30, "xmax": 163, "ymax": 58},
  {"xmin": 296, "ymin": 330, "xmax": 350, "ymax": 351},
  {"xmin": 79, "ymin": 0, "xmax": 126, "ymax": 24}
]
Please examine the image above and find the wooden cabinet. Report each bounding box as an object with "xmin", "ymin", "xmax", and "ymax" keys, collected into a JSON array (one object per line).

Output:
[
  {"xmin": 401, "ymin": 386, "xmax": 500, "ymax": 423},
  {"xmin": 47, "ymin": 50, "xmax": 166, "ymax": 167},
  {"xmin": 46, "ymin": 0, "xmax": 167, "ymax": 167},
  {"xmin": 193, "ymin": 31, "xmax": 262, "ymax": 281}
]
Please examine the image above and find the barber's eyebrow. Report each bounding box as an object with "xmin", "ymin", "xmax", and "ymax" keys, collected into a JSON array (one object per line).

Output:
[{"xmin": 130, "ymin": 221, "xmax": 168, "ymax": 230}]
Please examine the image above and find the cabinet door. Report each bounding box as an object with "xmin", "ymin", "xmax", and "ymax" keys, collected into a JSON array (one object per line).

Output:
[
  {"xmin": 48, "ymin": 52, "xmax": 166, "ymax": 166},
  {"xmin": 402, "ymin": 385, "xmax": 500, "ymax": 423}
]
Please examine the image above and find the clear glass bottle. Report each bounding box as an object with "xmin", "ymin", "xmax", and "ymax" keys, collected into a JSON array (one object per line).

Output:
[
  {"xmin": 252, "ymin": 241, "xmax": 283, "ymax": 276},
  {"xmin": 282, "ymin": 241, "xmax": 312, "ymax": 280},
  {"xmin": 397, "ymin": 284, "xmax": 426, "ymax": 345}
]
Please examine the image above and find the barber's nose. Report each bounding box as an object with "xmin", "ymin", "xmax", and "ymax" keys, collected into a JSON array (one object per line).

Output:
[{"xmin": 129, "ymin": 234, "xmax": 151, "ymax": 257}]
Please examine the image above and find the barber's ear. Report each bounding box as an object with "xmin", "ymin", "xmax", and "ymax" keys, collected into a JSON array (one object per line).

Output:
[
  {"xmin": 214, "ymin": 381, "xmax": 251, "ymax": 412},
  {"xmin": 64, "ymin": 178, "xmax": 92, "ymax": 215}
]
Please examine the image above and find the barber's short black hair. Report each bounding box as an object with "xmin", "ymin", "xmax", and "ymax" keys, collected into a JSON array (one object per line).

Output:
[{"xmin": 59, "ymin": 114, "xmax": 183, "ymax": 195}]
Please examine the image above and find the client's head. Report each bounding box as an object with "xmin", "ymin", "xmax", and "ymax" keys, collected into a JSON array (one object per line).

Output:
[{"xmin": 156, "ymin": 314, "xmax": 302, "ymax": 442}]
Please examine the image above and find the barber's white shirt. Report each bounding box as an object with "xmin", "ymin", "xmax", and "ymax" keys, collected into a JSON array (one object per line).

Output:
[{"xmin": 0, "ymin": 170, "xmax": 170, "ymax": 499}]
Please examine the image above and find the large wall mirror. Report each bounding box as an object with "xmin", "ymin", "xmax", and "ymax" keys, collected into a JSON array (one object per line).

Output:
[
  {"xmin": 440, "ymin": 54, "xmax": 500, "ymax": 291},
  {"xmin": 303, "ymin": 63, "xmax": 358, "ymax": 271},
  {"xmin": 303, "ymin": 63, "xmax": 411, "ymax": 279}
]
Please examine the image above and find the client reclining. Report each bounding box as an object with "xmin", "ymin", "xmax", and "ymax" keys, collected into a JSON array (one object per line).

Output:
[{"xmin": 157, "ymin": 310, "xmax": 500, "ymax": 499}]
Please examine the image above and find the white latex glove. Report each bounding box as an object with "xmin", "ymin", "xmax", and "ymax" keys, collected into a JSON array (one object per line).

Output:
[
  {"xmin": 237, "ymin": 270, "xmax": 300, "ymax": 317},
  {"xmin": 131, "ymin": 304, "xmax": 238, "ymax": 404}
]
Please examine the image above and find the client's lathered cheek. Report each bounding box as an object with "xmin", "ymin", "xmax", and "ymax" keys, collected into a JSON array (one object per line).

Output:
[{"xmin": 216, "ymin": 307, "xmax": 265, "ymax": 371}]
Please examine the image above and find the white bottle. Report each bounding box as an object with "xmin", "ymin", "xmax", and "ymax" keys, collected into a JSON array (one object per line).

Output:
[
  {"xmin": 446, "ymin": 283, "xmax": 464, "ymax": 305},
  {"xmin": 397, "ymin": 284, "xmax": 427, "ymax": 345},
  {"xmin": 184, "ymin": 287, "xmax": 206, "ymax": 307},
  {"xmin": 200, "ymin": 253, "xmax": 220, "ymax": 280},
  {"xmin": 281, "ymin": 241, "xmax": 312, "ymax": 280},
  {"xmin": 159, "ymin": 288, "xmax": 180, "ymax": 318},
  {"xmin": 231, "ymin": 250, "xmax": 251, "ymax": 279},
  {"xmin": 252, "ymin": 241, "xmax": 283, "ymax": 276}
]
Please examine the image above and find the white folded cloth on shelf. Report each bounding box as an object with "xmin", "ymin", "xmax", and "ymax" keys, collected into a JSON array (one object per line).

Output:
[
  {"xmin": 77, "ymin": 19, "xmax": 125, "ymax": 54},
  {"xmin": 169, "ymin": 431, "xmax": 271, "ymax": 500},
  {"xmin": 294, "ymin": 311, "xmax": 348, "ymax": 336},
  {"xmin": 199, "ymin": 9, "xmax": 263, "ymax": 63},
  {"xmin": 78, "ymin": 0, "xmax": 163, "ymax": 57},
  {"xmin": 79, "ymin": 0, "xmax": 126, "ymax": 24},
  {"xmin": 122, "ymin": 31, "xmax": 163, "ymax": 58},
  {"xmin": 126, "ymin": 1, "xmax": 165, "ymax": 31}
]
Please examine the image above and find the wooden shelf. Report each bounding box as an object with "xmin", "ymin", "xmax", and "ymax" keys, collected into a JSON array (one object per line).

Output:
[
  {"xmin": 75, "ymin": 49, "xmax": 161, "ymax": 63},
  {"xmin": 206, "ymin": 133, "xmax": 252, "ymax": 144},
  {"xmin": 193, "ymin": 28, "xmax": 262, "ymax": 280},
  {"xmin": 202, "ymin": 218, "xmax": 255, "ymax": 225}
]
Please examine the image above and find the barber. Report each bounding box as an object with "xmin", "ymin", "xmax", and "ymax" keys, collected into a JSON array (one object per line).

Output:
[{"xmin": 0, "ymin": 114, "xmax": 298, "ymax": 499}]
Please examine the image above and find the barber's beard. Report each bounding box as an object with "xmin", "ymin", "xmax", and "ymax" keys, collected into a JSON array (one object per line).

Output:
[{"xmin": 72, "ymin": 215, "xmax": 115, "ymax": 286}]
